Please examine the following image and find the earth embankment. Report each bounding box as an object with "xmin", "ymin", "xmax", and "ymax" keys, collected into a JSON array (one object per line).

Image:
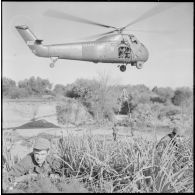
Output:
[{"xmin": 3, "ymin": 98, "xmax": 93, "ymax": 129}]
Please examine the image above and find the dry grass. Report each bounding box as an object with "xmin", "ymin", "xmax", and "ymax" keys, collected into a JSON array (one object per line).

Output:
[
  {"xmin": 3, "ymin": 129, "xmax": 193, "ymax": 193},
  {"xmin": 54, "ymin": 132, "xmax": 193, "ymax": 193}
]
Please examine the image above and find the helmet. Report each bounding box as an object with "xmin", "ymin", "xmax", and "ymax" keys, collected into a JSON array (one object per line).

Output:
[{"xmin": 33, "ymin": 137, "xmax": 50, "ymax": 150}]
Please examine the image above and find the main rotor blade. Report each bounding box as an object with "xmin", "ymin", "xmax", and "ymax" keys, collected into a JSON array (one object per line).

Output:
[
  {"xmin": 123, "ymin": 3, "xmax": 177, "ymax": 30},
  {"xmin": 124, "ymin": 29, "xmax": 176, "ymax": 34},
  {"xmin": 44, "ymin": 9, "xmax": 117, "ymax": 30},
  {"xmin": 79, "ymin": 29, "xmax": 117, "ymax": 40}
]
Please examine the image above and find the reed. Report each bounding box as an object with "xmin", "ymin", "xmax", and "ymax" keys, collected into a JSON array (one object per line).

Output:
[{"xmin": 3, "ymin": 130, "xmax": 193, "ymax": 193}]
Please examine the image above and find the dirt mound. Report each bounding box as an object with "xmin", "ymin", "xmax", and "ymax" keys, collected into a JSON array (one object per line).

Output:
[
  {"xmin": 3, "ymin": 98, "xmax": 94, "ymax": 128},
  {"xmin": 16, "ymin": 119, "xmax": 60, "ymax": 129},
  {"xmin": 3, "ymin": 100, "xmax": 58, "ymax": 128}
]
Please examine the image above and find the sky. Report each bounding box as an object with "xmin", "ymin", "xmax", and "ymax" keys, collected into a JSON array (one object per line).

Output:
[{"xmin": 2, "ymin": 2, "xmax": 193, "ymax": 89}]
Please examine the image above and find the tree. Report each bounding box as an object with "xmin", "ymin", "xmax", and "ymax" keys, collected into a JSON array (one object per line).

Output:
[
  {"xmin": 93, "ymin": 72, "xmax": 118, "ymax": 122},
  {"xmin": 65, "ymin": 79, "xmax": 97, "ymax": 100},
  {"xmin": 172, "ymin": 87, "xmax": 192, "ymax": 106},
  {"xmin": 65, "ymin": 73, "xmax": 117, "ymax": 123},
  {"xmin": 9, "ymin": 87, "xmax": 29, "ymax": 99},
  {"xmin": 18, "ymin": 76, "xmax": 52, "ymax": 96},
  {"xmin": 65, "ymin": 79, "xmax": 98, "ymax": 118},
  {"xmin": 131, "ymin": 103, "xmax": 153, "ymax": 127},
  {"xmin": 3, "ymin": 77, "xmax": 17, "ymax": 97},
  {"xmin": 117, "ymin": 84, "xmax": 152, "ymax": 115},
  {"xmin": 151, "ymin": 86, "xmax": 174, "ymax": 104},
  {"xmin": 119, "ymin": 93, "xmax": 137, "ymax": 115},
  {"xmin": 53, "ymin": 84, "xmax": 67, "ymax": 97},
  {"xmin": 127, "ymin": 84, "xmax": 152, "ymax": 104}
]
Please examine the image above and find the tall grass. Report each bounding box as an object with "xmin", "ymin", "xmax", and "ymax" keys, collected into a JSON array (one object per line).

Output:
[
  {"xmin": 55, "ymin": 132, "xmax": 193, "ymax": 193},
  {"xmin": 3, "ymin": 131, "xmax": 17, "ymax": 172},
  {"xmin": 3, "ymin": 130, "xmax": 193, "ymax": 193}
]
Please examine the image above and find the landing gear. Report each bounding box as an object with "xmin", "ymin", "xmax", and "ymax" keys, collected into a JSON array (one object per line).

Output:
[
  {"xmin": 131, "ymin": 61, "xmax": 144, "ymax": 69},
  {"xmin": 136, "ymin": 62, "xmax": 143, "ymax": 69},
  {"xmin": 50, "ymin": 63, "xmax": 55, "ymax": 68},
  {"xmin": 49, "ymin": 57, "xmax": 58, "ymax": 68},
  {"xmin": 131, "ymin": 62, "xmax": 136, "ymax": 67},
  {"xmin": 118, "ymin": 64, "xmax": 126, "ymax": 72},
  {"xmin": 120, "ymin": 65, "xmax": 126, "ymax": 72}
]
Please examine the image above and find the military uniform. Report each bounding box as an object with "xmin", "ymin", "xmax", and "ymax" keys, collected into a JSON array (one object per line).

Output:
[
  {"xmin": 155, "ymin": 127, "xmax": 184, "ymax": 163},
  {"xmin": 8, "ymin": 137, "xmax": 62, "ymax": 181},
  {"xmin": 8, "ymin": 153, "xmax": 62, "ymax": 179},
  {"xmin": 156, "ymin": 128, "xmax": 180, "ymax": 150},
  {"xmin": 112, "ymin": 124, "xmax": 118, "ymax": 141}
]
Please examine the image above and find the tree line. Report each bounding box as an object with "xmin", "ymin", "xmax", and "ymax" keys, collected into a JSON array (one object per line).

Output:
[{"xmin": 3, "ymin": 76, "xmax": 193, "ymax": 127}]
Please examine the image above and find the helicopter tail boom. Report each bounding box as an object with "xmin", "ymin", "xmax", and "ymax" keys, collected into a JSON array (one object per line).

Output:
[{"xmin": 15, "ymin": 25, "xmax": 49, "ymax": 57}]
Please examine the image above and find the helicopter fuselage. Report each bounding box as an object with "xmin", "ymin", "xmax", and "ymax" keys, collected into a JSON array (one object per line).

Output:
[
  {"xmin": 16, "ymin": 25, "xmax": 149, "ymax": 69},
  {"xmin": 34, "ymin": 34, "xmax": 149, "ymax": 64}
]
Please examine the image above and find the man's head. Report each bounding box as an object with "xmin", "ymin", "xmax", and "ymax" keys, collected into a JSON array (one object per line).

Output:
[
  {"xmin": 33, "ymin": 137, "xmax": 50, "ymax": 166},
  {"xmin": 172, "ymin": 127, "xmax": 178, "ymax": 134}
]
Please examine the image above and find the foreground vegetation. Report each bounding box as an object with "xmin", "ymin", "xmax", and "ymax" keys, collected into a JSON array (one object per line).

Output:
[{"xmin": 3, "ymin": 130, "xmax": 193, "ymax": 193}]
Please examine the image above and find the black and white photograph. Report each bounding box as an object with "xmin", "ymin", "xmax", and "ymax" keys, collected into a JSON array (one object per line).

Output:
[{"xmin": 2, "ymin": 1, "xmax": 193, "ymax": 193}]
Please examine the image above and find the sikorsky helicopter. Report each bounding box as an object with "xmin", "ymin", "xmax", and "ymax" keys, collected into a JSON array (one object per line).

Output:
[{"xmin": 15, "ymin": 4, "xmax": 175, "ymax": 72}]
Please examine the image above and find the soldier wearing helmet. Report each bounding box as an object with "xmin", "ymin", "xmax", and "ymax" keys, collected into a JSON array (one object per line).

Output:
[
  {"xmin": 8, "ymin": 137, "xmax": 63, "ymax": 182},
  {"xmin": 156, "ymin": 126, "xmax": 182, "ymax": 156},
  {"xmin": 112, "ymin": 123, "xmax": 119, "ymax": 141}
]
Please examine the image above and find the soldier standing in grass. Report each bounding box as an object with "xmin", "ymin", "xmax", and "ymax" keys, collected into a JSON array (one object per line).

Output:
[
  {"xmin": 8, "ymin": 137, "xmax": 63, "ymax": 183},
  {"xmin": 129, "ymin": 118, "xmax": 136, "ymax": 136},
  {"xmin": 112, "ymin": 123, "xmax": 119, "ymax": 141}
]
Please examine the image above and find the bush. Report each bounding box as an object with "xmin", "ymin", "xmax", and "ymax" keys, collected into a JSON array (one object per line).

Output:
[
  {"xmin": 150, "ymin": 96, "xmax": 166, "ymax": 104},
  {"xmin": 53, "ymin": 84, "xmax": 67, "ymax": 97},
  {"xmin": 18, "ymin": 76, "xmax": 52, "ymax": 96},
  {"xmin": 126, "ymin": 84, "xmax": 152, "ymax": 105},
  {"xmin": 3, "ymin": 77, "xmax": 16, "ymax": 97},
  {"xmin": 131, "ymin": 103, "xmax": 154, "ymax": 127},
  {"xmin": 65, "ymin": 77, "xmax": 116, "ymax": 123},
  {"xmin": 152, "ymin": 87, "xmax": 174, "ymax": 103},
  {"xmin": 9, "ymin": 87, "xmax": 29, "ymax": 99},
  {"xmin": 157, "ymin": 105, "xmax": 181, "ymax": 120},
  {"xmin": 56, "ymin": 99, "xmax": 93, "ymax": 126},
  {"xmin": 172, "ymin": 87, "xmax": 192, "ymax": 106},
  {"xmin": 56, "ymin": 100, "xmax": 76, "ymax": 125}
]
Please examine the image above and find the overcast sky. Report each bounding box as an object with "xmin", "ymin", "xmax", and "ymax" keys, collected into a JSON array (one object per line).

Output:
[{"xmin": 2, "ymin": 2, "xmax": 193, "ymax": 89}]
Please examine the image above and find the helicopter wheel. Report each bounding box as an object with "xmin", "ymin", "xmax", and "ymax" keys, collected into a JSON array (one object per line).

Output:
[
  {"xmin": 49, "ymin": 57, "xmax": 58, "ymax": 68},
  {"xmin": 136, "ymin": 62, "xmax": 143, "ymax": 69},
  {"xmin": 50, "ymin": 63, "xmax": 55, "ymax": 68},
  {"xmin": 120, "ymin": 65, "xmax": 126, "ymax": 72}
]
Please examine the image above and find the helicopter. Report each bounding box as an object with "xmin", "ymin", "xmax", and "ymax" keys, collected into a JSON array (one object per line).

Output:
[{"xmin": 15, "ymin": 4, "xmax": 175, "ymax": 72}]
